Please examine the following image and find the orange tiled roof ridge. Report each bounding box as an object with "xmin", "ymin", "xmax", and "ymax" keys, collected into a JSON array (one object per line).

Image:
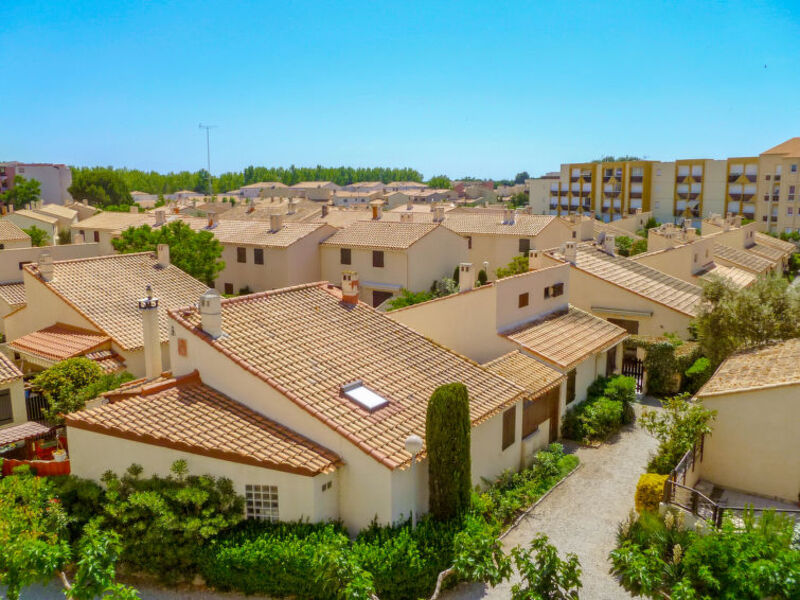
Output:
[{"xmin": 169, "ymin": 282, "xmax": 526, "ymax": 470}]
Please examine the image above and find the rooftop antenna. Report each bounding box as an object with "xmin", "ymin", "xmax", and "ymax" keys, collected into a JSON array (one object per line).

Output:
[{"xmin": 199, "ymin": 123, "xmax": 217, "ymax": 195}]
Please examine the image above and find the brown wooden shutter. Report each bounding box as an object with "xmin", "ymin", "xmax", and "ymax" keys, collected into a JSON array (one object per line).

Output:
[{"xmin": 502, "ymin": 407, "xmax": 516, "ymax": 450}]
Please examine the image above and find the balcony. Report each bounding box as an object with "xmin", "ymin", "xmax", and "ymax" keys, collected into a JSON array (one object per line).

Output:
[
  {"xmin": 775, "ymin": 174, "xmax": 781, "ymax": 181},
  {"xmin": 629, "ymin": 192, "xmax": 642, "ymax": 199},
  {"xmin": 549, "ymin": 202, "xmax": 558, "ymax": 210},
  {"xmin": 582, "ymin": 175, "xmax": 592, "ymax": 182},
  {"xmin": 742, "ymin": 193, "xmax": 755, "ymax": 202},
  {"xmin": 560, "ymin": 190, "xmax": 568, "ymax": 196},
  {"xmin": 728, "ymin": 173, "xmax": 743, "ymax": 182},
  {"xmin": 581, "ymin": 201, "xmax": 591, "ymax": 210},
  {"xmin": 691, "ymin": 175, "xmax": 703, "ymax": 183},
  {"xmin": 746, "ymin": 174, "xmax": 757, "ymax": 183},
  {"xmin": 630, "ymin": 175, "xmax": 643, "ymax": 183},
  {"xmin": 676, "ymin": 175, "xmax": 688, "ymax": 183},
  {"xmin": 570, "ymin": 176, "xmax": 579, "ymax": 183}
]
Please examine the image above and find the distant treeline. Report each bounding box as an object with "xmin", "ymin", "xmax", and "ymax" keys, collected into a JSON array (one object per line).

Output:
[{"xmin": 70, "ymin": 165, "xmax": 425, "ymax": 196}]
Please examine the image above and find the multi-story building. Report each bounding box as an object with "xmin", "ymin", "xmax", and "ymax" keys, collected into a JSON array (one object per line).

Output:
[
  {"xmin": 0, "ymin": 162, "xmax": 73, "ymax": 205},
  {"xmin": 529, "ymin": 137, "xmax": 800, "ymax": 233}
]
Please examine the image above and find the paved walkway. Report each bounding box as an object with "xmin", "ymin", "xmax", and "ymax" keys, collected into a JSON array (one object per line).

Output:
[{"xmin": 443, "ymin": 402, "xmax": 660, "ymax": 600}]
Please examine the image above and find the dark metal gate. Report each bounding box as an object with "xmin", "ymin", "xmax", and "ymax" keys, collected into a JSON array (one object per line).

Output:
[
  {"xmin": 25, "ymin": 389, "xmax": 48, "ymax": 422},
  {"xmin": 621, "ymin": 358, "xmax": 644, "ymax": 392}
]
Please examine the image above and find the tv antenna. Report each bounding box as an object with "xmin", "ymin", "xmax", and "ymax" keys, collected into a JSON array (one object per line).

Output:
[{"xmin": 199, "ymin": 123, "xmax": 217, "ymax": 194}]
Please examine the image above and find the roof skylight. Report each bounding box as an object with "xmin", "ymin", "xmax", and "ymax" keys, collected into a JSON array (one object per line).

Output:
[{"xmin": 342, "ymin": 380, "xmax": 388, "ymax": 412}]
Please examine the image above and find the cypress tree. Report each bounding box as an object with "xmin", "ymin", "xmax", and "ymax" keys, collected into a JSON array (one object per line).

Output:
[{"xmin": 426, "ymin": 382, "xmax": 471, "ymax": 521}]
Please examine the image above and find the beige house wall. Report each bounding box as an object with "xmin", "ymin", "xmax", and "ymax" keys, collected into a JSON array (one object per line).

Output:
[
  {"xmin": 4, "ymin": 214, "xmax": 57, "ymax": 243},
  {"xmin": 0, "ymin": 243, "xmax": 102, "ymax": 281},
  {"xmin": 67, "ymin": 427, "xmax": 339, "ymax": 522},
  {"xmin": 633, "ymin": 240, "xmax": 715, "ymax": 284},
  {"xmin": 406, "ymin": 227, "xmax": 468, "ymax": 292},
  {"xmin": 700, "ymin": 386, "xmax": 800, "ymax": 503},
  {"xmin": 494, "ymin": 265, "xmax": 570, "ymax": 332},
  {"xmin": 0, "ymin": 238, "xmax": 31, "ymax": 250},
  {"xmin": 321, "ymin": 245, "xmax": 407, "ymax": 301},
  {"xmin": 648, "ymin": 161, "xmax": 675, "ymax": 222},
  {"xmin": 0, "ymin": 379, "xmax": 26, "ymax": 428}
]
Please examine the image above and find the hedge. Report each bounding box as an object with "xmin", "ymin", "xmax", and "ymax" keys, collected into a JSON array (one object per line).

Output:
[
  {"xmin": 635, "ymin": 473, "xmax": 668, "ymax": 513},
  {"xmin": 561, "ymin": 375, "xmax": 636, "ymax": 443}
]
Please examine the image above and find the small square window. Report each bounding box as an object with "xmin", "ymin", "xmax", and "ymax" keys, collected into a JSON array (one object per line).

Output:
[
  {"xmin": 245, "ymin": 484, "xmax": 279, "ymax": 522},
  {"xmin": 254, "ymin": 248, "xmax": 264, "ymax": 265},
  {"xmin": 519, "ymin": 238, "xmax": 531, "ymax": 254},
  {"xmin": 237, "ymin": 247, "xmax": 247, "ymax": 263},
  {"xmin": 544, "ymin": 287, "xmax": 551, "ymax": 299},
  {"xmin": 552, "ymin": 282, "xmax": 564, "ymax": 297},
  {"xmin": 766, "ymin": 174, "xmax": 771, "ymax": 181},
  {"xmin": 518, "ymin": 292, "xmax": 529, "ymax": 307},
  {"xmin": 791, "ymin": 164, "xmax": 798, "ymax": 173},
  {"xmin": 372, "ymin": 250, "xmax": 384, "ymax": 268},
  {"xmin": 340, "ymin": 248, "xmax": 351, "ymax": 265},
  {"xmin": 571, "ymin": 230, "xmax": 576, "ymax": 239}
]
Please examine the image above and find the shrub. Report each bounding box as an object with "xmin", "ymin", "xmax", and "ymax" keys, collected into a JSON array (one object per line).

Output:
[
  {"xmin": 426, "ymin": 383, "xmax": 471, "ymax": 521},
  {"xmin": 683, "ymin": 357, "xmax": 712, "ymax": 395},
  {"xmin": 477, "ymin": 269, "xmax": 488, "ymax": 286},
  {"xmin": 48, "ymin": 475, "xmax": 105, "ymax": 544},
  {"xmin": 561, "ymin": 375, "xmax": 636, "ymax": 443},
  {"xmin": 511, "ymin": 534, "xmax": 582, "ymax": 600},
  {"xmin": 635, "ymin": 473, "xmax": 668, "ymax": 513}
]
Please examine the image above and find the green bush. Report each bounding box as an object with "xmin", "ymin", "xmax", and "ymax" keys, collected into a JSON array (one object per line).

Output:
[
  {"xmin": 634, "ymin": 473, "xmax": 668, "ymax": 513},
  {"xmin": 48, "ymin": 475, "xmax": 105, "ymax": 544},
  {"xmin": 561, "ymin": 375, "xmax": 636, "ymax": 443},
  {"xmin": 683, "ymin": 357, "xmax": 712, "ymax": 395},
  {"xmin": 426, "ymin": 383, "xmax": 471, "ymax": 521}
]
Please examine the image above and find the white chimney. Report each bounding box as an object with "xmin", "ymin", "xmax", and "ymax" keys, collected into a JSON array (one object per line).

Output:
[
  {"xmin": 564, "ymin": 241, "xmax": 577, "ymax": 265},
  {"xmin": 733, "ymin": 215, "xmax": 742, "ymax": 228},
  {"xmin": 528, "ymin": 249, "xmax": 541, "ymax": 271},
  {"xmin": 270, "ymin": 213, "xmax": 284, "ymax": 232},
  {"xmin": 247, "ymin": 198, "xmax": 255, "ymax": 214},
  {"xmin": 138, "ymin": 285, "xmax": 163, "ymax": 380},
  {"xmin": 73, "ymin": 232, "xmax": 84, "ymax": 244},
  {"xmin": 433, "ymin": 206, "xmax": 445, "ymax": 222},
  {"xmin": 156, "ymin": 243, "xmax": 170, "ymax": 268},
  {"xmin": 130, "ymin": 205, "xmax": 139, "ymax": 214},
  {"xmin": 287, "ymin": 199, "xmax": 298, "ymax": 215},
  {"xmin": 38, "ymin": 252, "xmax": 54, "ymax": 281},
  {"xmin": 604, "ymin": 233, "xmax": 616, "ymax": 255},
  {"xmin": 154, "ymin": 210, "xmax": 166, "ymax": 226},
  {"xmin": 686, "ymin": 227, "xmax": 697, "ymax": 242},
  {"xmin": 341, "ymin": 271, "xmax": 359, "ymax": 304},
  {"xmin": 458, "ymin": 263, "xmax": 474, "ymax": 293},
  {"xmin": 198, "ymin": 289, "xmax": 223, "ymax": 338},
  {"xmin": 503, "ymin": 208, "xmax": 515, "ymax": 225}
]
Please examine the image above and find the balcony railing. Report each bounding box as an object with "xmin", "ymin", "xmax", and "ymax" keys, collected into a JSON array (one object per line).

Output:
[
  {"xmin": 630, "ymin": 175, "xmax": 643, "ymax": 183},
  {"xmin": 629, "ymin": 192, "xmax": 642, "ymax": 199},
  {"xmin": 570, "ymin": 176, "xmax": 579, "ymax": 182},
  {"xmin": 775, "ymin": 175, "xmax": 781, "ymax": 181},
  {"xmin": 728, "ymin": 174, "xmax": 742, "ymax": 182},
  {"xmin": 691, "ymin": 175, "xmax": 703, "ymax": 182},
  {"xmin": 676, "ymin": 175, "xmax": 688, "ymax": 183},
  {"xmin": 746, "ymin": 174, "xmax": 757, "ymax": 183}
]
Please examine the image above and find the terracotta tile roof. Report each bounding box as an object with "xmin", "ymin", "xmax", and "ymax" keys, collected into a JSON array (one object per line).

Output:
[
  {"xmin": 549, "ymin": 244, "xmax": 703, "ymax": 316},
  {"xmin": 73, "ymin": 212, "xmax": 208, "ymax": 233},
  {"xmin": 170, "ymin": 284, "xmax": 525, "ymax": 469},
  {"xmin": 482, "ymin": 351, "xmax": 564, "ymax": 396},
  {"xmin": 0, "ymin": 282, "xmax": 26, "ymax": 306},
  {"xmin": 748, "ymin": 242, "xmax": 788, "ymax": 262},
  {"xmin": 84, "ymin": 350, "xmax": 127, "ymax": 373},
  {"xmin": 208, "ymin": 220, "xmax": 329, "ymax": 247},
  {"xmin": 0, "ymin": 421, "xmax": 52, "ymax": 446},
  {"xmin": 65, "ymin": 371, "xmax": 340, "ymax": 476},
  {"xmin": 0, "ymin": 220, "xmax": 31, "ymax": 242},
  {"xmin": 0, "ymin": 351, "xmax": 23, "ymax": 384},
  {"xmin": 241, "ymin": 181, "xmax": 288, "ymax": 189},
  {"xmin": 698, "ymin": 338, "xmax": 800, "ymax": 397},
  {"xmin": 754, "ymin": 232, "xmax": 796, "ymax": 254},
  {"xmin": 713, "ymin": 243, "xmax": 772, "ymax": 273},
  {"xmin": 291, "ymin": 181, "xmax": 335, "ymax": 189},
  {"xmin": 442, "ymin": 213, "xmax": 558, "ymax": 237},
  {"xmin": 321, "ymin": 221, "xmax": 440, "ymax": 250},
  {"xmin": 593, "ymin": 220, "xmax": 644, "ymax": 241},
  {"xmin": 504, "ymin": 306, "xmax": 627, "ymax": 370},
  {"xmin": 24, "ymin": 253, "xmax": 208, "ymax": 351},
  {"xmin": 761, "ymin": 137, "xmax": 800, "ymax": 158},
  {"xmin": 9, "ymin": 324, "xmax": 111, "ymax": 361},
  {"xmin": 36, "ymin": 204, "xmax": 78, "ymax": 220},
  {"xmin": 700, "ymin": 264, "xmax": 756, "ymax": 289},
  {"xmin": 10, "ymin": 209, "xmax": 58, "ymax": 225}
]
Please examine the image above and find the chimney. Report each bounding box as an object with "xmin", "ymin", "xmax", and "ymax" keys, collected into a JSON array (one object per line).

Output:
[
  {"xmin": 400, "ymin": 212, "xmax": 413, "ymax": 223},
  {"xmin": 130, "ymin": 205, "xmax": 139, "ymax": 214},
  {"xmin": 38, "ymin": 252, "xmax": 54, "ymax": 281},
  {"xmin": 686, "ymin": 227, "xmax": 697, "ymax": 242},
  {"xmin": 198, "ymin": 289, "xmax": 223, "ymax": 338},
  {"xmin": 270, "ymin": 213, "xmax": 284, "ymax": 232},
  {"xmin": 341, "ymin": 271, "xmax": 359, "ymax": 304},
  {"xmin": 371, "ymin": 202, "xmax": 383, "ymax": 220},
  {"xmin": 73, "ymin": 232, "xmax": 84, "ymax": 244},
  {"xmin": 247, "ymin": 198, "xmax": 255, "ymax": 214},
  {"xmin": 406, "ymin": 198, "xmax": 413, "ymax": 211},
  {"xmin": 604, "ymin": 233, "xmax": 616, "ymax": 255},
  {"xmin": 458, "ymin": 263, "xmax": 473, "ymax": 293},
  {"xmin": 433, "ymin": 206, "xmax": 445, "ymax": 222},
  {"xmin": 154, "ymin": 209, "xmax": 166, "ymax": 226},
  {"xmin": 528, "ymin": 249, "xmax": 542, "ymax": 271},
  {"xmin": 564, "ymin": 241, "xmax": 577, "ymax": 265},
  {"xmin": 321, "ymin": 203, "xmax": 329, "ymax": 218},
  {"xmin": 82, "ymin": 199, "xmax": 89, "ymax": 206},
  {"xmin": 207, "ymin": 213, "xmax": 219, "ymax": 228},
  {"xmin": 503, "ymin": 208, "xmax": 515, "ymax": 225},
  {"xmin": 8, "ymin": 205, "xmax": 13, "ymax": 213},
  {"xmin": 156, "ymin": 243, "xmax": 170, "ymax": 268},
  {"xmin": 138, "ymin": 285, "xmax": 163, "ymax": 380},
  {"xmin": 173, "ymin": 206, "xmax": 180, "ymax": 214},
  {"xmin": 287, "ymin": 199, "xmax": 298, "ymax": 215},
  {"xmin": 733, "ymin": 215, "xmax": 742, "ymax": 228}
]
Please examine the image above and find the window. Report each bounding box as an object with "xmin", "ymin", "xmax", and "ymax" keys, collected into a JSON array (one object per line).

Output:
[
  {"xmin": 254, "ymin": 248, "xmax": 264, "ymax": 265},
  {"xmin": 693, "ymin": 253, "xmax": 698, "ymax": 263},
  {"xmin": 766, "ymin": 174, "xmax": 771, "ymax": 181},
  {"xmin": 571, "ymin": 230, "xmax": 577, "ymax": 239},
  {"xmin": 792, "ymin": 164, "xmax": 798, "ymax": 173},
  {"xmin": 518, "ymin": 292, "xmax": 529, "ymax": 308},
  {"xmin": 566, "ymin": 369, "xmax": 577, "ymax": 404},
  {"xmin": 544, "ymin": 287, "xmax": 550, "ymax": 299},
  {"xmin": 340, "ymin": 248, "xmax": 351, "ymax": 265},
  {"xmin": 245, "ymin": 484, "xmax": 279, "ymax": 521},
  {"xmin": 608, "ymin": 318, "xmax": 639, "ymax": 334},
  {"xmin": 321, "ymin": 481, "xmax": 333, "ymax": 492},
  {"xmin": 93, "ymin": 231, "xmax": 100, "ymax": 242},
  {"xmin": 80, "ymin": 230, "xmax": 85, "ymax": 238},
  {"xmin": 519, "ymin": 238, "xmax": 531, "ymax": 254},
  {"xmin": 467, "ymin": 236, "xmax": 472, "ymax": 250},
  {"xmin": 552, "ymin": 282, "xmax": 564, "ymax": 297},
  {"xmin": 342, "ymin": 380, "xmax": 388, "ymax": 411},
  {"xmin": 224, "ymin": 283, "xmax": 233, "ymax": 295},
  {"xmin": 0, "ymin": 389, "xmax": 12, "ymax": 425},
  {"xmin": 372, "ymin": 250, "xmax": 384, "ymax": 268},
  {"xmin": 237, "ymin": 247, "xmax": 247, "ymax": 263},
  {"xmin": 18, "ymin": 261, "xmax": 31, "ymax": 271},
  {"xmin": 788, "ymin": 207, "xmax": 793, "ymax": 216},
  {"xmin": 502, "ymin": 407, "xmax": 516, "ymax": 450}
]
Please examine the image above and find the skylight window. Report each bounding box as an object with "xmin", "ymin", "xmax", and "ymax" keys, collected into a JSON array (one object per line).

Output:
[{"xmin": 342, "ymin": 380, "xmax": 388, "ymax": 412}]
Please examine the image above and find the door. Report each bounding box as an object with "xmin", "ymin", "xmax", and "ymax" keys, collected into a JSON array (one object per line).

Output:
[{"xmin": 546, "ymin": 388, "xmax": 560, "ymax": 443}]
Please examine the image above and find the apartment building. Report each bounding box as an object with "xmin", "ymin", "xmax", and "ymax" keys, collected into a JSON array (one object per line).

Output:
[
  {"xmin": 320, "ymin": 216, "xmax": 468, "ymax": 307},
  {"xmin": 0, "ymin": 162, "xmax": 73, "ymax": 205},
  {"xmin": 66, "ymin": 280, "xmax": 534, "ymax": 532},
  {"xmin": 529, "ymin": 137, "xmax": 800, "ymax": 233}
]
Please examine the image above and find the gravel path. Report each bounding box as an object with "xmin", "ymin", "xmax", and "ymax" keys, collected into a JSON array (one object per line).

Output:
[{"xmin": 442, "ymin": 401, "xmax": 660, "ymax": 600}]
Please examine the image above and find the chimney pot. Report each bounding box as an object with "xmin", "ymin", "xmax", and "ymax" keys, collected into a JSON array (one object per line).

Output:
[
  {"xmin": 433, "ymin": 206, "xmax": 445, "ymax": 222},
  {"xmin": 371, "ymin": 202, "xmax": 383, "ymax": 220},
  {"xmin": 341, "ymin": 270, "xmax": 359, "ymax": 304},
  {"xmin": 157, "ymin": 243, "xmax": 170, "ymax": 268},
  {"xmin": 321, "ymin": 203, "xmax": 329, "ymax": 218},
  {"xmin": 604, "ymin": 233, "xmax": 616, "ymax": 255},
  {"xmin": 38, "ymin": 252, "xmax": 54, "ymax": 281},
  {"xmin": 503, "ymin": 208, "xmax": 515, "ymax": 225},
  {"xmin": 138, "ymin": 285, "xmax": 162, "ymax": 380},
  {"xmin": 564, "ymin": 241, "xmax": 577, "ymax": 265},
  {"xmin": 458, "ymin": 262, "xmax": 474, "ymax": 293},
  {"xmin": 528, "ymin": 249, "xmax": 541, "ymax": 271},
  {"xmin": 686, "ymin": 227, "xmax": 697, "ymax": 241},
  {"xmin": 154, "ymin": 210, "xmax": 166, "ymax": 227},
  {"xmin": 199, "ymin": 289, "xmax": 223, "ymax": 338},
  {"xmin": 406, "ymin": 198, "xmax": 413, "ymax": 210},
  {"xmin": 270, "ymin": 213, "xmax": 284, "ymax": 232}
]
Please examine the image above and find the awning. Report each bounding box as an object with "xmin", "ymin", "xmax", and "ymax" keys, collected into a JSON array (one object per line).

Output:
[{"xmin": 0, "ymin": 421, "xmax": 53, "ymax": 449}]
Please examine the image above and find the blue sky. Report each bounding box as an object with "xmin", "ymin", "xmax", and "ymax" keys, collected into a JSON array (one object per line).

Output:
[{"xmin": 2, "ymin": 1, "xmax": 798, "ymax": 179}]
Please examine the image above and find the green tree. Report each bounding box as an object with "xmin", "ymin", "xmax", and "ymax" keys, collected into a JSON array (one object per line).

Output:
[
  {"xmin": 23, "ymin": 225, "xmax": 50, "ymax": 247},
  {"xmin": 69, "ymin": 168, "xmax": 132, "ymax": 208},
  {"xmin": 509, "ymin": 192, "xmax": 529, "ymax": 208},
  {"xmin": 57, "ymin": 228, "xmax": 72, "ymax": 245},
  {"xmin": 112, "ymin": 221, "xmax": 225, "ymax": 285},
  {"xmin": 0, "ymin": 175, "xmax": 41, "ymax": 209},
  {"xmin": 477, "ymin": 269, "xmax": 488, "ymax": 286},
  {"xmin": 0, "ymin": 470, "xmax": 137, "ymax": 600},
  {"xmin": 427, "ymin": 175, "xmax": 452, "ymax": 189},
  {"xmin": 510, "ymin": 535, "xmax": 582, "ymax": 600},
  {"xmin": 692, "ymin": 274, "xmax": 800, "ymax": 366},
  {"xmin": 640, "ymin": 393, "xmax": 717, "ymax": 474},
  {"xmin": 195, "ymin": 169, "xmax": 212, "ymax": 194},
  {"xmin": 426, "ymin": 383, "xmax": 471, "ymax": 521},
  {"xmin": 514, "ymin": 172, "xmax": 530, "ymax": 184},
  {"xmin": 495, "ymin": 255, "xmax": 529, "ymax": 279}
]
